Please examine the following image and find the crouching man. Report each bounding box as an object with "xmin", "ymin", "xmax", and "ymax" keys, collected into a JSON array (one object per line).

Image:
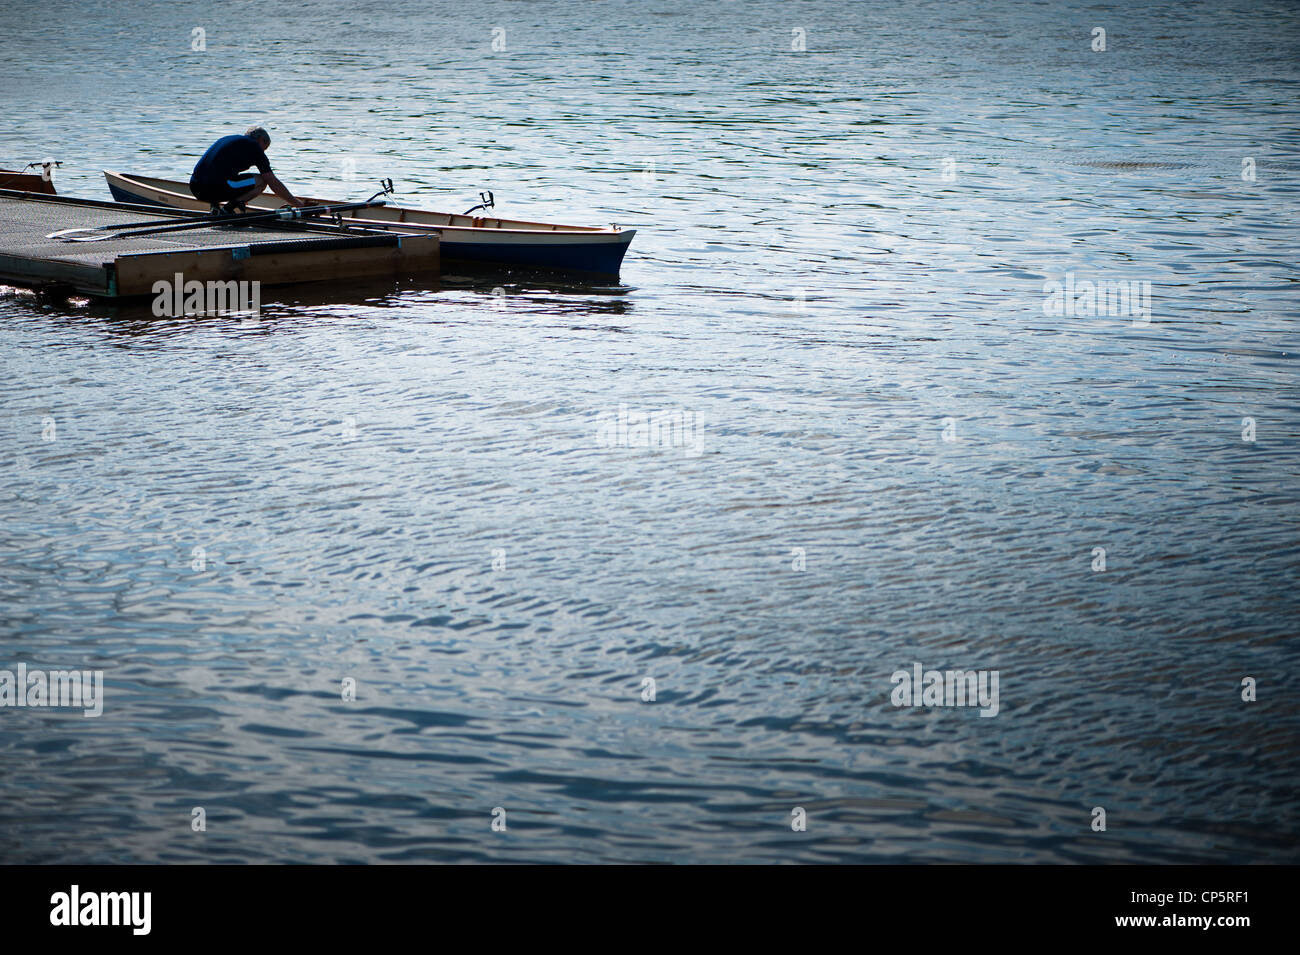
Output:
[{"xmin": 189, "ymin": 125, "xmax": 305, "ymax": 214}]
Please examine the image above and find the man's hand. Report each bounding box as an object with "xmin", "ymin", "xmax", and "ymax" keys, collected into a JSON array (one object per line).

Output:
[{"xmin": 265, "ymin": 171, "xmax": 307, "ymax": 208}]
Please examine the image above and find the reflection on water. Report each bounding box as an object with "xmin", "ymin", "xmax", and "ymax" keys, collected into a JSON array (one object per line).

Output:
[{"xmin": 0, "ymin": 0, "xmax": 1298, "ymax": 864}]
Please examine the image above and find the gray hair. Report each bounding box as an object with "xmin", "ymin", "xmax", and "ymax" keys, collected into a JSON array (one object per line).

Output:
[{"xmin": 245, "ymin": 126, "xmax": 271, "ymax": 146}]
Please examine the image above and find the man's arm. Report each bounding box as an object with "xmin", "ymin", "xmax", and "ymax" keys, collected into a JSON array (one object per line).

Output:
[{"xmin": 264, "ymin": 171, "xmax": 305, "ymax": 207}]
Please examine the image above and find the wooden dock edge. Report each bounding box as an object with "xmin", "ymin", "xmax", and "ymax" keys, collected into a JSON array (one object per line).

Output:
[
  {"xmin": 111, "ymin": 232, "xmax": 440, "ymax": 297},
  {"xmin": 0, "ymin": 252, "xmax": 110, "ymax": 296}
]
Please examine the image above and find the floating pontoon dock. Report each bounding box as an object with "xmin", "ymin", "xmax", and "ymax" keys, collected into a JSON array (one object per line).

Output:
[{"xmin": 0, "ymin": 189, "xmax": 438, "ymax": 299}]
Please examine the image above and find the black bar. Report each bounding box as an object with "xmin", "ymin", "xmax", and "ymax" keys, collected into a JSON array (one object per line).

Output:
[{"xmin": 7, "ymin": 864, "xmax": 1286, "ymax": 941}]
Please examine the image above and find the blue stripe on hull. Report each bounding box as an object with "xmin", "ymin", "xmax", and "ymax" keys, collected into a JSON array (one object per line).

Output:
[
  {"xmin": 108, "ymin": 183, "xmax": 630, "ymax": 276},
  {"xmin": 440, "ymin": 239, "xmax": 630, "ymax": 277},
  {"xmin": 108, "ymin": 183, "xmax": 170, "ymax": 207}
]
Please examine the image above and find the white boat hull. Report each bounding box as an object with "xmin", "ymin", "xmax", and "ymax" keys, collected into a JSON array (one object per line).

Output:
[{"xmin": 104, "ymin": 171, "xmax": 634, "ymax": 276}]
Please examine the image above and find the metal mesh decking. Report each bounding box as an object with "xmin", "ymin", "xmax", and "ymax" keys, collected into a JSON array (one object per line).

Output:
[{"xmin": 0, "ymin": 195, "xmax": 391, "ymax": 269}]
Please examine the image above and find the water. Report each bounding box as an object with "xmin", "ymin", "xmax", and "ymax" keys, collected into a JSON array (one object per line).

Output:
[{"xmin": 1, "ymin": 0, "xmax": 1298, "ymax": 863}]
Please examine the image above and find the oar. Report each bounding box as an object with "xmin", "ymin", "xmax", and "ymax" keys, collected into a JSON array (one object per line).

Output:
[
  {"xmin": 46, "ymin": 179, "xmax": 396, "ymax": 238},
  {"xmin": 49, "ymin": 199, "xmax": 389, "ymax": 242},
  {"xmin": 50, "ymin": 206, "xmax": 253, "ymax": 236}
]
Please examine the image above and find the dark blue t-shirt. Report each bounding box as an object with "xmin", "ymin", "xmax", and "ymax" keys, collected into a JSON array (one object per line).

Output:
[{"xmin": 191, "ymin": 135, "xmax": 272, "ymax": 187}]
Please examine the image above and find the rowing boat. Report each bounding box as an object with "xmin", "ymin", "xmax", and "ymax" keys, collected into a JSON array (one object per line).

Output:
[
  {"xmin": 0, "ymin": 168, "xmax": 57, "ymax": 194},
  {"xmin": 104, "ymin": 171, "xmax": 635, "ymax": 277}
]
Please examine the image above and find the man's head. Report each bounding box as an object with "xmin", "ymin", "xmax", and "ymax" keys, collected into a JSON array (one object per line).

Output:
[{"xmin": 245, "ymin": 126, "xmax": 271, "ymax": 150}]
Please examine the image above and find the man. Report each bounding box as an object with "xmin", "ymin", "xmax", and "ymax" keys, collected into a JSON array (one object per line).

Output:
[{"xmin": 189, "ymin": 126, "xmax": 306, "ymax": 214}]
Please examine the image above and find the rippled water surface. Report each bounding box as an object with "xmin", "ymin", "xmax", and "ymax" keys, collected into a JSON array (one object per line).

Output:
[{"xmin": 1, "ymin": 0, "xmax": 1298, "ymax": 863}]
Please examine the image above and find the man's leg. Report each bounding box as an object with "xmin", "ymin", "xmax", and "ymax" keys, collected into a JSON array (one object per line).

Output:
[
  {"xmin": 190, "ymin": 182, "xmax": 225, "ymax": 215},
  {"xmin": 224, "ymin": 175, "xmax": 266, "ymax": 213}
]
